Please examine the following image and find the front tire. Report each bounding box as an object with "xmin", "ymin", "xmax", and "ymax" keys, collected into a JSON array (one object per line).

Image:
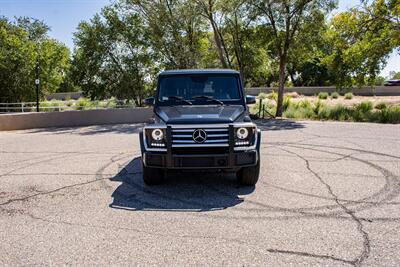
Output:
[
  {"xmin": 237, "ymin": 160, "xmax": 260, "ymax": 186},
  {"xmin": 142, "ymin": 163, "xmax": 164, "ymax": 185}
]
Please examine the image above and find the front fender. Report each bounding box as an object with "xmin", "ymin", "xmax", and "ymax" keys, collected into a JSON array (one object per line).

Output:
[
  {"xmin": 139, "ymin": 131, "xmax": 145, "ymax": 154},
  {"xmin": 256, "ymin": 129, "xmax": 261, "ymax": 153}
]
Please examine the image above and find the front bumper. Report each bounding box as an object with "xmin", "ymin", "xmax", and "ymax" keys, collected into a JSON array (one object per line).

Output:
[{"xmin": 143, "ymin": 150, "xmax": 258, "ymax": 169}]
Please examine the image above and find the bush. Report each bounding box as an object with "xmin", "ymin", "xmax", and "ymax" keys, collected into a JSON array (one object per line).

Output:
[
  {"xmin": 375, "ymin": 102, "xmax": 387, "ymax": 110},
  {"xmin": 331, "ymin": 92, "xmax": 340, "ymax": 99},
  {"xmin": 377, "ymin": 105, "xmax": 400, "ymax": 123},
  {"xmin": 284, "ymin": 106, "xmax": 315, "ymax": 119},
  {"xmin": 328, "ymin": 105, "xmax": 353, "ymax": 121},
  {"xmin": 318, "ymin": 92, "xmax": 329, "ymax": 99},
  {"xmin": 257, "ymin": 92, "xmax": 269, "ymax": 99},
  {"xmin": 75, "ymin": 97, "xmax": 89, "ymax": 110},
  {"xmin": 356, "ymin": 101, "xmax": 373, "ymax": 113},
  {"xmin": 267, "ymin": 91, "xmax": 278, "ymax": 100},
  {"xmin": 41, "ymin": 99, "xmax": 61, "ymax": 112},
  {"xmin": 313, "ymin": 100, "xmax": 325, "ymax": 115},
  {"xmin": 282, "ymin": 95, "xmax": 292, "ymax": 112},
  {"xmin": 344, "ymin": 92, "xmax": 354, "ymax": 100},
  {"xmin": 295, "ymin": 100, "xmax": 312, "ymax": 109}
]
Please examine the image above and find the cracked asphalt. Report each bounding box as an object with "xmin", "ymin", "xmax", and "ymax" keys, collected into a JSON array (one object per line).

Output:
[{"xmin": 0, "ymin": 120, "xmax": 399, "ymax": 266}]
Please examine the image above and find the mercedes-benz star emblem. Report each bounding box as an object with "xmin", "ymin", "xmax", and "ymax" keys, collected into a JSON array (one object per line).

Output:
[{"xmin": 193, "ymin": 129, "xmax": 207, "ymax": 143}]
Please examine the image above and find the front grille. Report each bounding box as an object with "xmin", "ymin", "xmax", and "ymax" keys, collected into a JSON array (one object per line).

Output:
[{"xmin": 171, "ymin": 127, "xmax": 229, "ymax": 147}]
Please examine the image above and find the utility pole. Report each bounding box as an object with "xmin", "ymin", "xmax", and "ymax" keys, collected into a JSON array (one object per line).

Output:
[{"xmin": 35, "ymin": 60, "xmax": 40, "ymax": 112}]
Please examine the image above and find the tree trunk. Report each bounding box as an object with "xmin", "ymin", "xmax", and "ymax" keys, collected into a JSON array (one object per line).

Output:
[
  {"xmin": 276, "ymin": 54, "xmax": 287, "ymax": 117},
  {"xmin": 211, "ymin": 21, "xmax": 228, "ymax": 69}
]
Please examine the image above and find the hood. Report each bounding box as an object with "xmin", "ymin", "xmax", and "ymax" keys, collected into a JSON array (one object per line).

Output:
[{"xmin": 155, "ymin": 105, "xmax": 245, "ymax": 124}]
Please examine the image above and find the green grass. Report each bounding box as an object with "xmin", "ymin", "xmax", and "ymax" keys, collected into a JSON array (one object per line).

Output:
[
  {"xmin": 250, "ymin": 92, "xmax": 400, "ymax": 124},
  {"xmin": 282, "ymin": 101, "xmax": 400, "ymax": 124},
  {"xmin": 344, "ymin": 92, "xmax": 354, "ymax": 100},
  {"xmin": 318, "ymin": 92, "xmax": 329, "ymax": 100}
]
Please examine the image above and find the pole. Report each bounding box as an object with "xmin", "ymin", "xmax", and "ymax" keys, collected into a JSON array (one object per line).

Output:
[{"xmin": 35, "ymin": 60, "xmax": 40, "ymax": 112}]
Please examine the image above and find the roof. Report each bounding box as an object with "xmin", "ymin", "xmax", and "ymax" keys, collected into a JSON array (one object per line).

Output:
[{"xmin": 159, "ymin": 69, "xmax": 240, "ymax": 76}]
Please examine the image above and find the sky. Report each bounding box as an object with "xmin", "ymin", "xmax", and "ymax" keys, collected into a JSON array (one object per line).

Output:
[{"xmin": 0, "ymin": 0, "xmax": 398, "ymax": 77}]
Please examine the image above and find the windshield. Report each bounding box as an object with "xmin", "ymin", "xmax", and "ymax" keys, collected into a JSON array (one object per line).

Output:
[{"xmin": 158, "ymin": 75, "xmax": 241, "ymax": 104}]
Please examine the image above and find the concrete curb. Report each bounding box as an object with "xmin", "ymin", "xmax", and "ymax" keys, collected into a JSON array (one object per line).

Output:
[{"xmin": 0, "ymin": 108, "xmax": 153, "ymax": 131}]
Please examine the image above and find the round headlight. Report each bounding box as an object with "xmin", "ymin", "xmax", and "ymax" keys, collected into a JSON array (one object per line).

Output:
[
  {"xmin": 236, "ymin": 127, "xmax": 249, "ymax": 139},
  {"xmin": 151, "ymin": 129, "xmax": 164, "ymax": 141}
]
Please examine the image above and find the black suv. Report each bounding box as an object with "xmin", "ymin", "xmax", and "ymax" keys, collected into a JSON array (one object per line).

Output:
[{"xmin": 139, "ymin": 69, "xmax": 261, "ymax": 186}]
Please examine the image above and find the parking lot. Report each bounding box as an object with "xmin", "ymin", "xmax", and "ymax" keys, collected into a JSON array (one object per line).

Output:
[{"xmin": 1, "ymin": 120, "xmax": 399, "ymax": 266}]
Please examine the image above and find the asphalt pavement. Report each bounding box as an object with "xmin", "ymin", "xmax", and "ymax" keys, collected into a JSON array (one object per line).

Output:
[{"xmin": 0, "ymin": 120, "xmax": 399, "ymax": 266}]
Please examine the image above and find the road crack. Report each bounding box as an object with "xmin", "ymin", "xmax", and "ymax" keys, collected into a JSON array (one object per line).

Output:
[{"xmin": 280, "ymin": 147, "xmax": 371, "ymax": 266}]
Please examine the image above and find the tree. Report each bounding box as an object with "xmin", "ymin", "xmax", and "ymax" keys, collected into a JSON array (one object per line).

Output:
[
  {"xmin": 323, "ymin": 0, "xmax": 398, "ymax": 89},
  {"xmin": 126, "ymin": 0, "xmax": 206, "ymax": 69},
  {"xmin": 250, "ymin": 0, "xmax": 336, "ymax": 116},
  {"xmin": 0, "ymin": 17, "xmax": 70, "ymax": 103},
  {"xmin": 72, "ymin": 4, "xmax": 155, "ymax": 105}
]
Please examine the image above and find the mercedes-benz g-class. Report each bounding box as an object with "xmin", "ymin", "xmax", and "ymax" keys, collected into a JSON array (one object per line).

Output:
[{"xmin": 139, "ymin": 69, "xmax": 261, "ymax": 186}]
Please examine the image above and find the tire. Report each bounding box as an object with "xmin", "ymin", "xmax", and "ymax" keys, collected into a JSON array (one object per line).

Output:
[
  {"xmin": 237, "ymin": 160, "xmax": 260, "ymax": 186},
  {"xmin": 142, "ymin": 163, "xmax": 164, "ymax": 185}
]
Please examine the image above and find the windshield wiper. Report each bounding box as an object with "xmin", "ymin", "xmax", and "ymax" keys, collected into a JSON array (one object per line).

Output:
[
  {"xmin": 192, "ymin": 95, "xmax": 224, "ymax": 105},
  {"xmin": 167, "ymin": 96, "xmax": 192, "ymax": 105}
]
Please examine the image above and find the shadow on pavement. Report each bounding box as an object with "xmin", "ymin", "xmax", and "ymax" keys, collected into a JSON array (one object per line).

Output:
[
  {"xmin": 24, "ymin": 124, "xmax": 144, "ymax": 135},
  {"xmin": 255, "ymin": 119, "xmax": 306, "ymax": 131},
  {"xmin": 109, "ymin": 157, "xmax": 255, "ymax": 212}
]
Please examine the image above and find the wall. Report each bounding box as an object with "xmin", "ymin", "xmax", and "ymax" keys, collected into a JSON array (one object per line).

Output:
[{"xmin": 0, "ymin": 108, "xmax": 153, "ymax": 131}]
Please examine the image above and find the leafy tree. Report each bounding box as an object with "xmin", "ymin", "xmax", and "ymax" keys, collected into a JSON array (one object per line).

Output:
[
  {"xmin": 72, "ymin": 4, "xmax": 155, "ymax": 105},
  {"xmin": 323, "ymin": 0, "xmax": 397, "ymax": 89},
  {"xmin": 0, "ymin": 17, "xmax": 36, "ymax": 102},
  {"xmin": 389, "ymin": 71, "xmax": 400, "ymax": 79},
  {"xmin": 126, "ymin": 0, "xmax": 206, "ymax": 69},
  {"xmin": 250, "ymin": 0, "xmax": 336, "ymax": 116},
  {"xmin": 0, "ymin": 17, "xmax": 71, "ymax": 103}
]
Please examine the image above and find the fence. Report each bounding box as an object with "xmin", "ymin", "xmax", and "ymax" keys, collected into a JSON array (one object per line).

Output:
[{"xmin": 0, "ymin": 100, "xmax": 136, "ymax": 113}]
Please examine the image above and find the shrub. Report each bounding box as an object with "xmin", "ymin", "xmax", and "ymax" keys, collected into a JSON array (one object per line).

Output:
[
  {"xmin": 377, "ymin": 105, "xmax": 400, "ymax": 123},
  {"xmin": 267, "ymin": 91, "xmax": 278, "ymax": 100},
  {"xmin": 313, "ymin": 100, "xmax": 325, "ymax": 115},
  {"xmin": 284, "ymin": 106, "xmax": 315, "ymax": 119},
  {"xmin": 356, "ymin": 101, "xmax": 373, "ymax": 113},
  {"xmin": 318, "ymin": 92, "xmax": 329, "ymax": 99},
  {"xmin": 282, "ymin": 95, "xmax": 292, "ymax": 112},
  {"xmin": 75, "ymin": 97, "xmax": 89, "ymax": 110},
  {"xmin": 257, "ymin": 92, "xmax": 269, "ymax": 99},
  {"xmin": 327, "ymin": 105, "xmax": 353, "ymax": 121},
  {"xmin": 331, "ymin": 92, "xmax": 340, "ymax": 99},
  {"xmin": 374, "ymin": 102, "xmax": 387, "ymax": 110},
  {"xmin": 295, "ymin": 99, "xmax": 312, "ymax": 109},
  {"xmin": 344, "ymin": 92, "xmax": 354, "ymax": 100}
]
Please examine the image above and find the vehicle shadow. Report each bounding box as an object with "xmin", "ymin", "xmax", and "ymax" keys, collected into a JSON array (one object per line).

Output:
[
  {"xmin": 255, "ymin": 119, "xmax": 306, "ymax": 131},
  {"xmin": 109, "ymin": 157, "xmax": 255, "ymax": 212},
  {"xmin": 24, "ymin": 123, "xmax": 144, "ymax": 135}
]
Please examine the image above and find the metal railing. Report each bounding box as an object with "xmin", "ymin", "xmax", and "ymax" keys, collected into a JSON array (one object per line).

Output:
[{"xmin": 0, "ymin": 100, "xmax": 136, "ymax": 113}]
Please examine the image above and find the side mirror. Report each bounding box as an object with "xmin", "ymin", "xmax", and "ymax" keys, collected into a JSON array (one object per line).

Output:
[
  {"xmin": 245, "ymin": 95, "xmax": 256, "ymax": 104},
  {"xmin": 144, "ymin": 97, "xmax": 155, "ymax": 106}
]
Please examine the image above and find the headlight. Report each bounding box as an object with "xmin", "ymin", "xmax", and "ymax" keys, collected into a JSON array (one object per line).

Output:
[
  {"xmin": 151, "ymin": 128, "xmax": 164, "ymax": 141},
  {"xmin": 144, "ymin": 127, "xmax": 166, "ymax": 149},
  {"xmin": 236, "ymin": 127, "xmax": 249, "ymax": 139},
  {"xmin": 234, "ymin": 126, "xmax": 256, "ymax": 147}
]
